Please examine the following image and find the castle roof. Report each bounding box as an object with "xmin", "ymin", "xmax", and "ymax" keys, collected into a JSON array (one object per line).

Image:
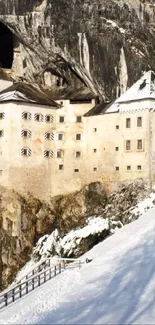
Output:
[
  {"xmin": 43, "ymin": 86, "xmax": 96, "ymax": 101},
  {"xmin": 85, "ymin": 70, "xmax": 155, "ymax": 116},
  {"xmin": 0, "ymin": 82, "xmax": 60, "ymax": 108}
]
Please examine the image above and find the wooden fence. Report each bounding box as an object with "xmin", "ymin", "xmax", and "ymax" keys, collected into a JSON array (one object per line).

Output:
[{"xmin": 0, "ymin": 258, "xmax": 82, "ymax": 311}]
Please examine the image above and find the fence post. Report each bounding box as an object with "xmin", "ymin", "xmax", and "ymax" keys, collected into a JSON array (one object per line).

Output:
[
  {"xmin": 32, "ymin": 278, "xmax": 35, "ymax": 291},
  {"xmin": 79, "ymin": 260, "xmax": 81, "ymax": 269},
  {"xmin": 63, "ymin": 260, "xmax": 66, "ymax": 269},
  {"xmin": 19, "ymin": 284, "xmax": 22, "ymax": 298},
  {"xmin": 38, "ymin": 274, "xmax": 40, "ymax": 286},
  {"xmin": 12, "ymin": 288, "xmax": 15, "ymax": 302},
  {"xmin": 54, "ymin": 266, "xmax": 56, "ymax": 276},
  {"xmin": 59, "ymin": 263, "xmax": 61, "ymax": 274},
  {"xmin": 4, "ymin": 293, "xmax": 7, "ymax": 307},
  {"xmin": 44, "ymin": 271, "xmax": 46, "ymax": 283},
  {"xmin": 49, "ymin": 268, "xmax": 51, "ymax": 280},
  {"xmin": 26, "ymin": 281, "xmax": 28, "ymax": 294}
]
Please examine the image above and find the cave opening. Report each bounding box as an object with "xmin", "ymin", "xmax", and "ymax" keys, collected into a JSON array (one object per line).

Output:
[{"xmin": 0, "ymin": 22, "xmax": 13, "ymax": 69}]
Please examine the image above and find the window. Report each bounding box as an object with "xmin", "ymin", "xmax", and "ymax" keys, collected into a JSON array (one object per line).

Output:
[
  {"xmin": 59, "ymin": 164, "xmax": 64, "ymax": 170},
  {"xmin": 137, "ymin": 165, "xmax": 142, "ymax": 170},
  {"xmin": 76, "ymin": 151, "xmax": 81, "ymax": 158},
  {"xmin": 137, "ymin": 139, "xmax": 142, "ymax": 150},
  {"xmin": 44, "ymin": 150, "xmax": 54, "ymax": 158},
  {"xmin": 45, "ymin": 132, "xmax": 54, "ymax": 140},
  {"xmin": 34, "ymin": 113, "xmax": 43, "ymax": 122},
  {"xmin": 0, "ymin": 112, "xmax": 5, "ymax": 119},
  {"xmin": 21, "ymin": 130, "xmax": 32, "ymax": 138},
  {"xmin": 76, "ymin": 134, "xmax": 81, "ymax": 140},
  {"xmin": 126, "ymin": 140, "xmax": 131, "ymax": 151},
  {"xmin": 93, "ymin": 167, "xmax": 97, "ymax": 171},
  {"xmin": 58, "ymin": 133, "xmax": 64, "ymax": 140},
  {"xmin": 59, "ymin": 116, "xmax": 64, "ymax": 123},
  {"xmin": 0, "ymin": 130, "xmax": 4, "ymax": 137},
  {"xmin": 76, "ymin": 116, "xmax": 82, "ymax": 123},
  {"xmin": 45, "ymin": 115, "xmax": 54, "ymax": 123},
  {"xmin": 116, "ymin": 125, "xmax": 119, "ymax": 129},
  {"xmin": 57, "ymin": 150, "xmax": 64, "ymax": 158},
  {"xmin": 127, "ymin": 166, "xmax": 131, "ymax": 171},
  {"xmin": 116, "ymin": 166, "xmax": 119, "ymax": 171},
  {"xmin": 115, "ymin": 147, "xmax": 119, "ymax": 151},
  {"xmin": 94, "ymin": 128, "xmax": 97, "ymax": 132},
  {"xmin": 126, "ymin": 118, "xmax": 131, "ymax": 128},
  {"xmin": 21, "ymin": 148, "xmax": 31, "ymax": 156},
  {"xmin": 137, "ymin": 117, "xmax": 142, "ymax": 127},
  {"xmin": 74, "ymin": 169, "xmax": 79, "ymax": 172},
  {"xmin": 22, "ymin": 112, "xmax": 32, "ymax": 120},
  {"xmin": 94, "ymin": 149, "xmax": 97, "ymax": 153}
]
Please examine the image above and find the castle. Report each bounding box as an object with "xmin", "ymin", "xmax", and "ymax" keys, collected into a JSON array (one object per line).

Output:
[{"xmin": 0, "ymin": 70, "xmax": 154, "ymax": 205}]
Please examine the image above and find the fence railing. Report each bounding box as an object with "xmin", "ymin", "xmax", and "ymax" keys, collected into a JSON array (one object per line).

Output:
[{"xmin": 0, "ymin": 258, "xmax": 82, "ymax": 311}]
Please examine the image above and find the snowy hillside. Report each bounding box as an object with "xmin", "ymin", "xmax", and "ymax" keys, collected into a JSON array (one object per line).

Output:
[{"xmin": 1, "ymin": 205, "xmax": 155, "ymax": 324}]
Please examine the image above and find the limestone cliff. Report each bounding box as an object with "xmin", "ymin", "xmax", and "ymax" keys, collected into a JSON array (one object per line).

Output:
[
  {"xmin": 0, "ymin": 0, "xmax": 154, "ymax": 100},
  {"xmin": 0, "ymin": 181, "xmax": 148, "ymax": 290}
]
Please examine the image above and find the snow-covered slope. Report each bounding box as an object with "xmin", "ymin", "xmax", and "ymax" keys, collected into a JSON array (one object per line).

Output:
[{"xmin": 1, "ymin": 206, "xmax": 155, "ymax": 324}]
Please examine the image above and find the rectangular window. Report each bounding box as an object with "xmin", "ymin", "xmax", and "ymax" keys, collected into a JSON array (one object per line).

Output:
[
  {"xmin": 44, "ymin": 150, "xmax": 54, "ymax": 158},
  {"xmin": 116, "ymin": 125, "xmax": 119, "ymax": 129},
  {"xmin": 127, "ymin": 166, "xmax": 131, "ymax": 171},
  {"xmin": 57, "ymin": 150, "xmax": 63, "ymax": 158},
  {"xmin": 74, "ymin": 169, "xmax": 79, "ymax": 172},
  {"xmin": 94, "ymin": 149, "xmax": 97, "ymax": 153},
  {"xmin": 76, "ymin": 134, "xmax": 81, "ymax": 140},
  {"xmin": 58, "ymin": 134, "xmax": 64, "ymax": 140},
  {"xmin": 76, "ymin": 116, "xmax": 82, "ymax": 123},
  {"xmin": 59, "ymin": 164, "xmax": 64, "ymax": 170},
  {"xmin": 22, "ymin": 112, "xmax": 32, "ymax": 120},
  {"xmin": 115, "ymin": 147, "xmax": 119, "ymax": 151},
  {"xmin": 34, "ymin": 114, "xmax": 43, "ymax": 122},
  {"xmin": 137, "ymin": 165, "xmax": 142, "ymax": 170},
  {"xmin": 76, "ymin": 151, "xmax": 81, "ymax": 158},
  {"xmin": 137, "ymin": 117, "xmax": 142, "ymax": 127},
  {"xmin": 137, "ymin": 139, "xmax": 142, "ymax": 150},
  {"xmin": 126, "ymin": 118, "xmax": 131, "ymax": 128},
  {"xmin": 126, "ymin": 140, "xmax": 131, "ymax": 151},
  {"xmin": 0, "ymin": 112, "xmax": 4, "ymax": 119},
  {"xmin": 21, "ymin": 148, "xmax": 31, "ymax": 156},
  {"xmin": 116, "ymin": 166, "xmax": 119, "ymax": 171},
  {"xmin": 45, "ymin": 115, "xmax": 54, "ymax": 123},
  {"xmin": 93, "ymin": 167, "xmax": 97, "ymax": 171},
  {"xmin": 59, "ymin": 116, "xmax": 64, "ymax": 123},
  {"xmin": 94, "ymin": 128, "xmax": 97, "ymax": 132}
]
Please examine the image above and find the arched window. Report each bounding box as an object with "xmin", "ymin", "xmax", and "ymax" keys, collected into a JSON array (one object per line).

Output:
[
  {"xmin": 34, "ymin": 113, "xmax": 43, "ymax": 122},
  {"xmin": 22, "ymin": 112, "xmax": 32, "ymax": 120},
  {"xmin": 44, "ymin": 150, "xmax": 54, "ymax": 158},
  {"xmin": 44, "ymin": 132, "xmax": 54, "ymax": 140},
  {"xmin": 21, "ymin": 148, "xmax": 31, "ymax": 156},
  {"xmin": 45, "ymin": 115, "xmax": 54, "ymax": 123},
  {"xmin": 21, "ymin": 129, "xmax": 32, "ymax": 138}
]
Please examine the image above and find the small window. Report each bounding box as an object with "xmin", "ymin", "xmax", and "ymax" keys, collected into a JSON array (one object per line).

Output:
[
  {"xmin": 58, "ymin": 133, "xmax": 64, "ymax": 140},
  {"xmin": 137, "ymin": 165, "xmax": 142, "ymax": 170},
  {"xmin": 116, "ymin": 166, "xmax": 119, "ymax": 171},
  {"xmin": 94, "ymin": 149, "xmax": 97, "ymax": 153},
  {"xmin": 45, "ymin": 115, "xmax": 54, "ymax": 123},
  {"xmin": 116, "ymin": 125, "xmax": 119, "ymax": 129},
  {"xmin": 127, "ymin": 166, "xmax": 131, "ymax": 171},
  {"xmin": 126, "ymin": 140, "xmax": 131, "ymax": 151},
  {"xmin": 94, "ymin": 128, "xmax": 97, "ymax": 132},
  {"xmin": 76, "ymin": 134, "xmax": 81, "ymax": 140},
  {"xmin": 59, "ymin": 164, "xmax": 64, "ymax": 170},
  {"xmin": 137, "ymin": 117, "xmax": 142, "ymax": 127},
  {"xmin": 74, "ymin": 169, "xmax": 79, "ymax": 172},
  {"xmin": 45, "ymin": 132, "xmax": 54, "ymax": 140},
  {"xmin": 126, "ymin": 118, "xmax": 131, "ymax": 128},
  {"xmin": 115, "ymin": 147, "xmax": 119, "ymax": 151},
  {"xmin": 0, "ymin": 112, "xmax": 5, "ymax": 119},
  {"xmin": 57, "ymin": 150, "xmax": 64, "ymax": 158},
  {"xmin": 21, "ymin": 130, "xmax": 32, "ymax": 138},
  {"xmin": 137, "ymin": 139, "xmax": 142, "ymax": 150},
  {"xmin": 44, "ymin": 150, "xmax": 54, "ymax": 158},
  {"xmin": 76, "ymin": 116, "xmax": 82, "ymax": 123},
  {"xmin": 93, "ymin": 167, "xmax": 97, "ymax": 171},
  {"xmin": 34, "ymin": 113, "xmax": 43, "ymax": 122},
  {"xmin": 76, "ymin": 151, "xmax": 81, "ymax": 158},
  {"xmin": 59, "ymin": 116, "xmax": 64, "ymax": 123},
  {"xmin": 22, "ymin": 112, "xmax": 32, "ymax": 120},
  {"xmin": 21, "ymin": 148, "xmax": 31, "ymax": 156},
  {"xmin": 0, "ymin": 130, "xmax": 4, "ymax": 137}
]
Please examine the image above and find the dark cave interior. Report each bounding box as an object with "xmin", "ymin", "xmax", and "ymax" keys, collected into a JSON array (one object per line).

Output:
[{"xmin": 0, "ymin": 22, "xmax": 13, "ymax": 69}]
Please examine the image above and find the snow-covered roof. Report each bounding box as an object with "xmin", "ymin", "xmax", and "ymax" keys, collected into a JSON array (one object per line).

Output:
[{"xmin": 0, "ymin": 83, "xmax": 60, "ymax": 108}]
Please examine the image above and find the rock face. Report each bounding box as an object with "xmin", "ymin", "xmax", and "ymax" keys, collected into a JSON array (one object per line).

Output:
[
  {"xmin": 0, "ymin": 0, "xmax": 154, "ymax": 99},
  {"xmin": 0, "ymin": 181, "xmax": 148, "ymax": 290}
]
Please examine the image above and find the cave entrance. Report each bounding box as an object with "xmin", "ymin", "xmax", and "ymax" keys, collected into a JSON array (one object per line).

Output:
[{"xmin": 0, "ymin": 22, "xmax": 13, "ymax": 69}]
